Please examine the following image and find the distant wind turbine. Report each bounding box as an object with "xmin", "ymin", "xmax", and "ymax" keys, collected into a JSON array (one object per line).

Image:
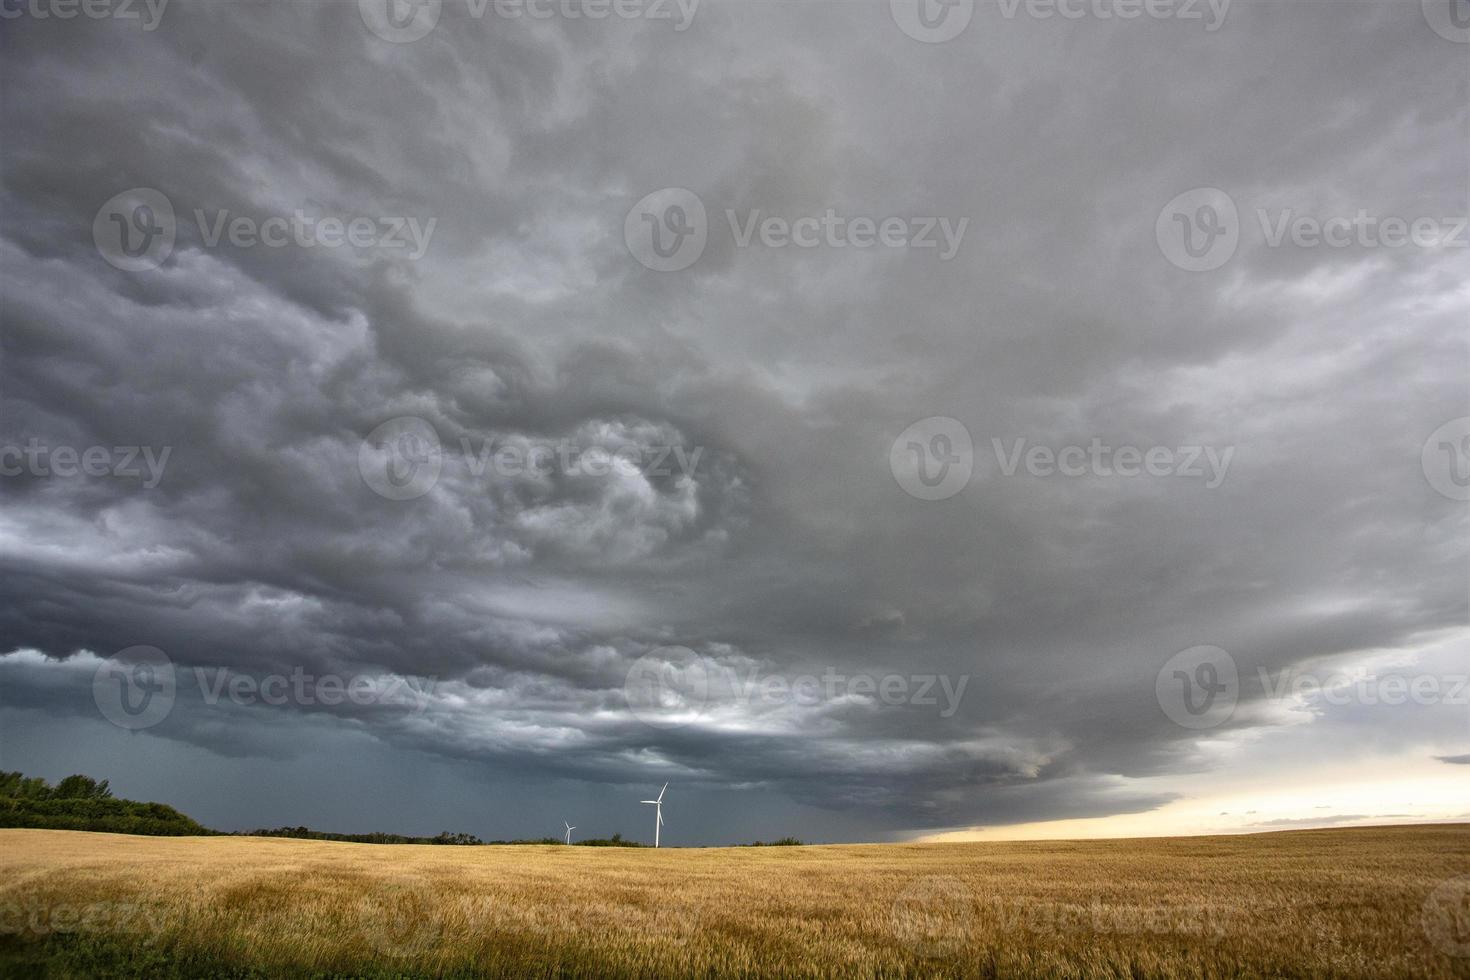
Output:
[
  {"xmin": 563, "ymin": 821, "xmax": 576, "ymax": 845},
  {"xmin": 640, "ymin": 783, "xmax": 667, "ymax": 848}
]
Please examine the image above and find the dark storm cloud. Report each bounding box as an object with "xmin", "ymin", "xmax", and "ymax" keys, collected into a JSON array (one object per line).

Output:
[{"xmin": 1, "ymin": 0, "xmax": 1465, "ymax": 841}]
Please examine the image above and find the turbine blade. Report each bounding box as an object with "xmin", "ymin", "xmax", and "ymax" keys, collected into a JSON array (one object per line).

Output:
[
  {"xmin": 658, "ymin": 782, "xmax": 668, "ymax": 801},
  {"xmin": 640, "ymin": 800, "xmax": 658, "ymax": 804}
]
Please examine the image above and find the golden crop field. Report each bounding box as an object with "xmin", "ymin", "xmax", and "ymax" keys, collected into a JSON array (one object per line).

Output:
[{"xmin": 1, "ymin": 824, "xmax": 1467, "ymax": 978}]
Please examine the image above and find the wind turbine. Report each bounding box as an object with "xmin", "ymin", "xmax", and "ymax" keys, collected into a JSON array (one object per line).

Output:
[
  {"xmin": 640, "ymin": 783, "xmax": 667, "ymax": 848},
  {"xmin": 563, "ymin": 821, "xmax": 576, "ymax": 845}
]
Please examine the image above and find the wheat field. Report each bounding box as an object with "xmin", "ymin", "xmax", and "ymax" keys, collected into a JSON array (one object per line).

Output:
[{"xmin": 1, "ymin": 824, "xmax": 1467, "ymax": 978}]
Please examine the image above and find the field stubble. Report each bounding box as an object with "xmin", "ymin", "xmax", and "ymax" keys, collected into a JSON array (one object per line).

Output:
[{"xmin": 0, "ymin": 824, "xmax": 1466, "ymax": 978}]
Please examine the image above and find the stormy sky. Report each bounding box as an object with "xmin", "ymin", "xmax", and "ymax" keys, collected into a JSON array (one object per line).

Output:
[{"xmin": 1, "ymin": 0, "xmax": 1466, "ymax": 845}]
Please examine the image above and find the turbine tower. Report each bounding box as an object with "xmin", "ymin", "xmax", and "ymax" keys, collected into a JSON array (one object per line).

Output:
[
  {"xmin": 563, "ymin": 821, "xmax": 576, "ymax": 845},
  {"xmin": 640, "ymin": 783, "xmax": 667, "ymax": 848}
]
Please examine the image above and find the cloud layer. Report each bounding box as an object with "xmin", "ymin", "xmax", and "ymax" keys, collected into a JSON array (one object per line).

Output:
[{"xmin": 1, "ymin": 0, "xmax": 1466, "ymax": 842}]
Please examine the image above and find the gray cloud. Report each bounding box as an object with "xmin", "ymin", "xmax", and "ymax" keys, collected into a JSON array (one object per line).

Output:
[{"xmin": 0, "ymin": 0, "xmax": 1465, "ymax": 843}]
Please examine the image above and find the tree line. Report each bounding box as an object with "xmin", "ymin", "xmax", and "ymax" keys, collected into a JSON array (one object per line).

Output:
[{"xmin": 1, "ymin": 771, "xmax": 803, "ymax": 846}]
